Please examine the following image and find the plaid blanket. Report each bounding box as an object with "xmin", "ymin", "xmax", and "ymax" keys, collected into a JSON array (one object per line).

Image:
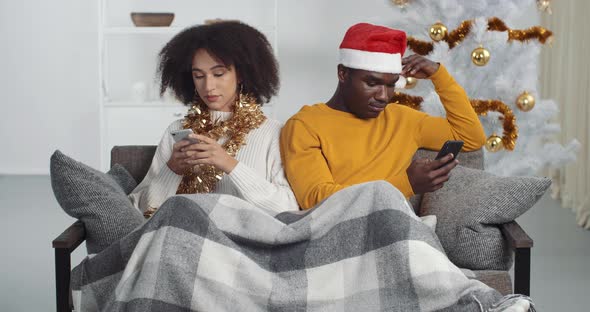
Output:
[{"xmin": 71, "ymin": 181, "xmax": 530, "ymax": 311}]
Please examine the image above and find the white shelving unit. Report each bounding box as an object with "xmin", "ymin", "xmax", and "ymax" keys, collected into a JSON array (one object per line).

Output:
[{"xmin": 98, "ymin": 0, "xmax": 278, "ymax": 170}]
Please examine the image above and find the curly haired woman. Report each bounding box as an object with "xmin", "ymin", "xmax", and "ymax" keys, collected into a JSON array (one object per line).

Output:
[{"xmin": 129, "ymin": 21, "xmax": 298, "ymax": 215}]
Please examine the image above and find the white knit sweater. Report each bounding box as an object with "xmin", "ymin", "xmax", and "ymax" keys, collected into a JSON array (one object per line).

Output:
[{"xmin": 128, "ymin": 110, "xmax": 299, "ymax": 213}]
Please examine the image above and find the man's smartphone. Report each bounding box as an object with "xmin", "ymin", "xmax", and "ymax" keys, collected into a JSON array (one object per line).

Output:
[
  {"xmin": 170, "ymin": 129, "xmax": 199, "ymax": 144},
  {"xmin": 434, "ymin": 140, "xmax": 464, "ymax": 163}
]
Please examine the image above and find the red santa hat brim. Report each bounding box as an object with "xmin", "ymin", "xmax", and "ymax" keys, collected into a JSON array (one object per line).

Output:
[{"xmin": 339, "ymin": 48, "xmax": 402, "ymax": 74}]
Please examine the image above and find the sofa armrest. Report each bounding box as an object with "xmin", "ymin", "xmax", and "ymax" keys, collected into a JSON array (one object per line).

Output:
[
  {"xmin": 500, "ymin": 221, "xmax": 532, "ymax": 296},
  {"xmin": 52, "ymin": 221, "xmax": 86, "ymax": 251},
  {"xmin": 53, "ymin": 221, "xmax": 85, "ymax": 312},
  {"xmin": 500, "ymin": 221, "xmax": 533, "ymax": 249}
]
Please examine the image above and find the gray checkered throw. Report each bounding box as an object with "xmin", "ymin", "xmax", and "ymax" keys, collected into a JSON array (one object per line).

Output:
[{"xmin": 71, "ymin": 181, "xmax": 533, "ymax": 311}]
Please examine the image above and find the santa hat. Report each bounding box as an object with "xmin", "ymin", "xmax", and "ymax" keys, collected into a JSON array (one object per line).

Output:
[{"xmin": 339, "ymin": 23, "xmax": 407, "ymax": 87}]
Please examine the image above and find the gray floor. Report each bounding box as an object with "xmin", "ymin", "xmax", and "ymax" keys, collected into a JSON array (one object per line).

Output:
[
  {"xmin": 516, "ymin": 190, "xmax": 590, "ymax": 311},
  {"xmin": 1, "ymin": 175, "xmax": 589, "ymax": 311}
]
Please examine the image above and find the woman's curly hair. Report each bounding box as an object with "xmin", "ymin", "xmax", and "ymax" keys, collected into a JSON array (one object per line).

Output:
[{"xmin": 158, "ymin": 21, "xmax": 279, "ymax": 105}]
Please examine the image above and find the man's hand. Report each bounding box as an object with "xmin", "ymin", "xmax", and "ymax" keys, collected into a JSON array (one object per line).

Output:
[
  {"xmin": 407, "ymin": 154, "xmax": 458, "ymax": 194},
  {"xmin": 401, "ymin": 55, "xmax": 440, "ymax": 79}
]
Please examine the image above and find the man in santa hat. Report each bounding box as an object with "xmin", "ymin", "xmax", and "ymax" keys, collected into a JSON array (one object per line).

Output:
[{"xmin": 280, "ymin": 22, "xmax": 486, "ymax": 210}]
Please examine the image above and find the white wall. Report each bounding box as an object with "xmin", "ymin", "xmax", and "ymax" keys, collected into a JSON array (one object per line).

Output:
[
  {"xmin": 274, "ymin": 0, "xmax": 395, "ymax": 121},
  {"xmin": 0, "ymin": 0, "xmax": 99, "ymax": 174},
  {"xmin": 0, "ymin": 0, "xmax": 397, "ymax": 174}
]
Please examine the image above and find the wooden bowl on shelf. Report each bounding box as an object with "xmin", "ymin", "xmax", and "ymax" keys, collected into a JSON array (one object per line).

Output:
[{"xmin": 130, "ymin": 13, "xmax": 175, "ymax": 27}]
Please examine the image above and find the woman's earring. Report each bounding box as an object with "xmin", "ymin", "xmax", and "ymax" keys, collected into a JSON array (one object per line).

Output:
[
  {"xmin": 237, "ymin": 84, "xmax": 245, "ymax": 107},
  {"xmin": 240, "ymin": 84, "xmax": 245, "ymax": 101}
]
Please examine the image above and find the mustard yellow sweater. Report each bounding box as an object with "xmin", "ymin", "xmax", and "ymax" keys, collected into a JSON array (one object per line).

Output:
[{"xmin": 280, "ymin": 65, "xmax": 486, "ymax": 210}]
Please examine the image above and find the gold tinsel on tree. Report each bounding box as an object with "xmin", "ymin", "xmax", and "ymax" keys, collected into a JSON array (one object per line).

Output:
[
  {"xmin": 393, "ymin": 94, "xmax": 518, "ymax": 151},
  {"xmin": 396, "ymin": 16, "xmax": 553, "ymax": 152},
  {"xmin": 407, "ymin": 17, "xmax": 553, "ymax": 55}
]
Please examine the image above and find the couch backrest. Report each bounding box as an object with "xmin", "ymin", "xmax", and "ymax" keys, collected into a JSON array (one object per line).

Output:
[
  {"xmin": 111, "ymin": 145, "xmax": 157, "ymax": 183},
  {"xmin": 110, "ymin": 146, "xmax": 485, "ymax": 202},
  {"xmin": 412, "ymin": 148, "xmax": 484, "ymax": 170}
]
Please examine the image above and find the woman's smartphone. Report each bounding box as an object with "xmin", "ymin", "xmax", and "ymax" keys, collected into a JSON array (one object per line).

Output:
[
  {"xmin": 170, "ymin": 129, "xmax": 199, "ymax": 144},
  {"xmin": 435, "ymin": 140, "xmax": 464, "ymax": 162}
]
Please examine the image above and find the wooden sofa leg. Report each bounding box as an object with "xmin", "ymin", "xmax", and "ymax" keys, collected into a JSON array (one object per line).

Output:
[
  {"xmin": 55, "ymin": 248, "xmax": 71, "ymax": 312},
  {"xmin": 514, "ymin": 247, "xmax": 531, "ymax": 296}
]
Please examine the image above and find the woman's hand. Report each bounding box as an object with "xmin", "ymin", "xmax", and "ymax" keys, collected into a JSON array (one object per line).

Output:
[
  {"xmin": 167, "ymin": 134, "xmax": 238, "ymax": 175},
  {"xmin": 167, "ymin": 139, "xmax": 198, "ymax": 175},
  {"xmin": 401, "ymin": 55, "xmax": 440, "ymax": 79},
  {"xmin": 182, "ymin": 134, "xmax": 239, "ymax": 174}
]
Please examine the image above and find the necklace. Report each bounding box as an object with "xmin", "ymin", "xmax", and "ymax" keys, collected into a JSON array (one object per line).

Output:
[{"xmin": 176, "ymin": 93, "xmax": 266, "ymax": 195}]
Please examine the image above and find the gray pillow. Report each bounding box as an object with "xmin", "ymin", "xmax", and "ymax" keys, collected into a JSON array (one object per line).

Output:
[
  {"xmin": 408, "ymin": 148, "xmax": 485, "ymax": 213},
  {"xmin": 108, "ymin": 163, "xmax": 138, "ymax": 194},
  {"xmin": 50, "ymin": 150, "xmax": 145, "ymax": 254},
  {"xmin": 420, "ymin": 165, "xmax": 551, "ymax": 270}
]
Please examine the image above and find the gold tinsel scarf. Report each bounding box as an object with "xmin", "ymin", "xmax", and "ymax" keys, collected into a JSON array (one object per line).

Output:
[{"xmin": 176, "ymin": 93, "xmax": 266, "ymax": 194}]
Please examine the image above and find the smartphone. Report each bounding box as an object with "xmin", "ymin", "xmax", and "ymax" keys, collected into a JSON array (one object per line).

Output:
[
  {"xmin": 170, "ymin": 129, "xmax": 199, "ymax": 144},
  {"xmin": 434, "ymin": 140, "xmax": 464, "ymax": 162}
]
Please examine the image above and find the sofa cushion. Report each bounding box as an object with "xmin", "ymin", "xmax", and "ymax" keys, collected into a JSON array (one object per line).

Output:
[
  {"xmin": 420, "ymin": 165, "xmax": 550, "ymax": 270},
  {"xmin": 408, "ymin": 149, "xmax": 484, "ymax": 212},
  {"xmin": 107, "ymin": 163, "xmax": 138, "ymax": 194},
  {"xmin": 50, "ymin": 150, "xmax": 145, "ymax": 254}
]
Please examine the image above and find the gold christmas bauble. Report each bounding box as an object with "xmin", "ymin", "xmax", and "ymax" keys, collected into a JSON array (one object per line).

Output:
[
  {"xmin": 485, "ymin": 134, "xmax": 503, "ymax": 152},
  {"xmin": 537, "ymin": 0, "xmax": 552, "ymax": 14},
  {"xmin": 391, "ymin": 0, "xmax": 411, "ymax": 8},
  {"xmin": 471, "ymin": 46, "xmax": 491, "ymax": 66},
  {"xmin": 516, "ymin": 91, "xmax": 535, "ymax": 112},
  {"xmin": 429, "ymin": 22, "xmax": 448, "ymax": 42},
  {"xmin": 404, "ymin": 76, "xmax": 418, "ymax": 89}
]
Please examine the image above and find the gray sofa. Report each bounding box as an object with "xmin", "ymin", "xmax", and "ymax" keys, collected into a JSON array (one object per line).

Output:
[{"xmin": 51, "ymin": 146, "xmax": 533, "ymax": 312}]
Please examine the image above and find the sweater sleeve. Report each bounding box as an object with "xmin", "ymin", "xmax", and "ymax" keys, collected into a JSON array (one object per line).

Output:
[
  {"xmin": 415, "ymin": 65, "xmax": 486, "ymax": 151},
  {"xmin": 387, "ymin": 173, "xmax": 415, "ymax": 198},
  {"xmin": 128, "ymin": 121, "xmax": 183, "ymax": 213},
  {"xmin": 227, "ymin": 134, "xmax": 299, "ymax": 213},
  {"xmin": 280, "ymin": 119, "xmax": 351, "ymax": 210}
]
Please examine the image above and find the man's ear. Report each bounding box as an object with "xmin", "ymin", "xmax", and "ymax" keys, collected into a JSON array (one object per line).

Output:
[{"xmin": 337, "ymin": 64, "xmax": 348, "ymax": 83}]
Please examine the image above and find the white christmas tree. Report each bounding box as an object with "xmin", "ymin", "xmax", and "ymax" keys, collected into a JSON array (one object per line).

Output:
[{"xmin": 387, "ymin": 0, "xmax": 578, "ymax": 176}]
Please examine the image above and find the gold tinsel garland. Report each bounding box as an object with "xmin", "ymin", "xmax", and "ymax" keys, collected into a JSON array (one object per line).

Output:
[
  {"xmin": 446, "ymin": 20, "xmax": 473, "ymax": 49},
  {"xmin": 407, "ymin": 36, "xmax": 436, "ymax": 57},
  {"xmin": 393, "ymin": 93, "xmax": 518, "ymax": 150},
  {"xmin": 390, "ymin": 92, "xmax": 424, "ymax": 110},
  {"xmin": 470, "ymin": 99, "xmax": 518, "ymax": 150},
  {"xmin": 487, "ymin": 17, "xmax": 553, "ymax": 44},
  {"xmin": 178, "ymin": 94, "xmax": 266, "ymax": 194},
  {"xmin": 143, "ymin": 94, "xmax": 266, "ymax": 219},
  {"xmin": 407, "ymin": 17, "xmax": 553, "ymax": 55}
]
